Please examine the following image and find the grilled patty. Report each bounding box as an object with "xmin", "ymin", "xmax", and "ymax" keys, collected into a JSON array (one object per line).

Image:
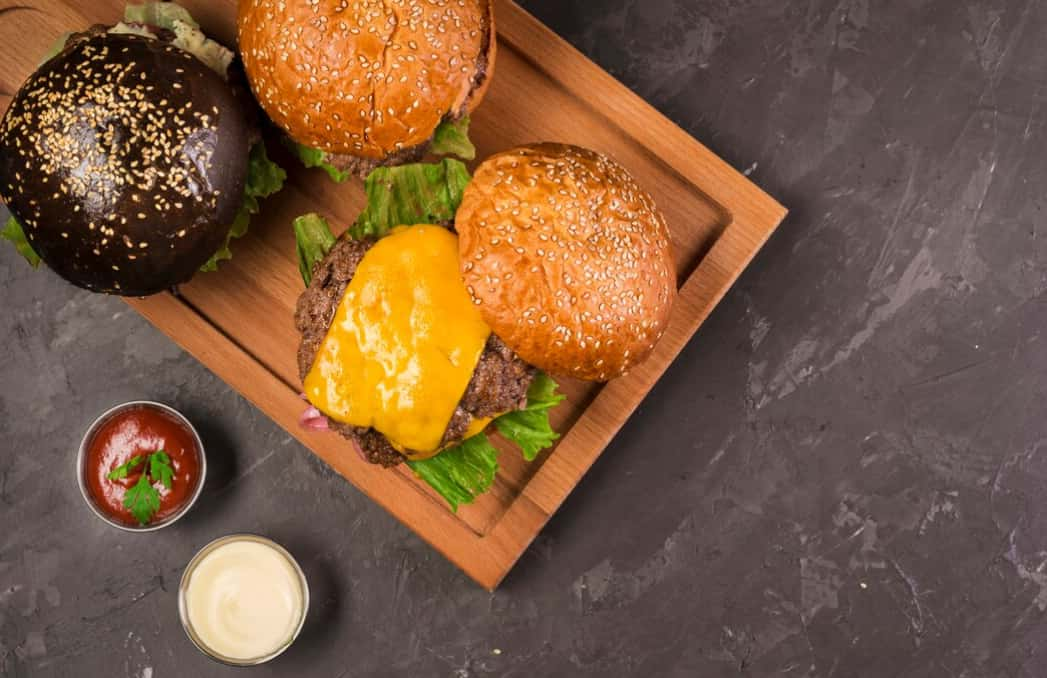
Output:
[
  {"xmin": 322, "ymin": 143, "xmax": 428, "ymax": 182},
  {"xmin": 295, "ymin": 235, "xmax": 535, "ymax": 467}
]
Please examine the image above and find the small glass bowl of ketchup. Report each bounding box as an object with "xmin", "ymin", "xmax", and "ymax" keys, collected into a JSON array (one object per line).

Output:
[{"xmin": 77, "ymin": 401, "xmax": 207, "ymax": 532}]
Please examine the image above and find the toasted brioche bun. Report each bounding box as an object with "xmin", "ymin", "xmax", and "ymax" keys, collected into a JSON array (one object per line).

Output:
[
  {"xmin": 238, "ymin": 0, "xmax": 494, "ymax": 160},
  {"xmin": 456, "ymin": 143, "xmax": 677, "ymax": 382}
]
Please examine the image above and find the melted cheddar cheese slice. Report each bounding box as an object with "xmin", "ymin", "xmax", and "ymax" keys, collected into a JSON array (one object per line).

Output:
[{"xmin": 304, "ymin": 226, "xmax": 491, "ymax": 456}]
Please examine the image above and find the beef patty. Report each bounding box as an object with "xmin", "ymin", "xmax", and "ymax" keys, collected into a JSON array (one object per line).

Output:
[
  {"xmin": 295, "ymin": 235, "xmax": 535, "ymax": 467},
  {"xmin": 323, "ymin": 143, "xmax": 428, "ymax": 182}
]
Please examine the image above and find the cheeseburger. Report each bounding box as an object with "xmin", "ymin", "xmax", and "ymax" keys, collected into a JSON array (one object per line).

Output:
[
  {"xmin": 0, "ymin": 2, "xmax": 285, "ymax": 296},
  {"xmin": 294, "ymin": 144, "xmax": 676, "ymax": 508},
  {"xmin": 238, "ymin": 0, "xmax": 496, "ymax": 180}
]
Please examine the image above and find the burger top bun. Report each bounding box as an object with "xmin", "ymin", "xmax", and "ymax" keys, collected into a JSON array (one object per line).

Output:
[
  {"xmin": 455, "ymin": 143, "xmax": 677, "ymax": 382},
  {"xmin": 238, "ymin": 0, "xmax": 494, "ymax": 160},
  {"xmin": 0, "ymin": 32, "xmax": 249, "ymax": 296}
]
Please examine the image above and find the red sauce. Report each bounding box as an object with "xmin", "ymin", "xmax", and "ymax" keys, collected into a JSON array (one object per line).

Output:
[{"xmin": 84, "ymin": 405, "xmax": 202, "ymax": 526}]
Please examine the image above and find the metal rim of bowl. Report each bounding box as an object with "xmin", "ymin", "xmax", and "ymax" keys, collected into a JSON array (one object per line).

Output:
[
  {"xmin": 177, "ymin": 533, "xmax": 311, "ymax": 667},
  {"xmin": 76, "ymin": 400, "xmax": 207, "ymax": 533}
]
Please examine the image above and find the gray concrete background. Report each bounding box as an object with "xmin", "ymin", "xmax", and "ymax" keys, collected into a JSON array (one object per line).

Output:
[{"xmin": 3, "ymin": 0, "xmax": 1047, "ymax": 676}]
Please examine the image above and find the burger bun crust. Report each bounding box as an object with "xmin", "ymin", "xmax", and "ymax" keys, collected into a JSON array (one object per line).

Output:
[
  {"xmin": 456, "ymin": 143, "xmax": 677, "ymax": 382},
  {"xmin": 238, "ymin": 0, "xmax": 494, "ymax": 159}
]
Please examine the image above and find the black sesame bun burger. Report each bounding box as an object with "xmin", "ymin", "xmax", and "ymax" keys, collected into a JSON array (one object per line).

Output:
[
  {"xmin": 238, "ymin": 0, "xmax": 496, "ymax": 181},
  {"xmin": 0, "ymin": 2, "xmax": 285, "ymax": 296},
  {"xmin": 289, "ymin": 145, "xmax": 674, "ymax": 510}
]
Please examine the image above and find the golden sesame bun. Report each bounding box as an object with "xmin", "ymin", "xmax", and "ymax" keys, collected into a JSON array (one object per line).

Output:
[
  {"xmin": 238, "ymin": 0, "xmax": 495, "ymax": 160},
  {"xmin": 456, "ymin": 143, "xmax": 677, "ymax": 382}
]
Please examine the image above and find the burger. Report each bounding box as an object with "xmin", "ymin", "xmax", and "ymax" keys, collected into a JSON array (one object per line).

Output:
[
  {"xmin": 238, "ymin": 0, "xmax": 496, "ymax": 181},
  {"xmin": 293, "ymin": 144, "xmax": 676, "ymax": 509},
  {"xmin": 0, "ymin": 2, "xmax": 285, "ymax": 296}
]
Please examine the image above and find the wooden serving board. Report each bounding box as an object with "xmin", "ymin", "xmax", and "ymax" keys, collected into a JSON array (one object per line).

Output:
[{"xmin": 1, "ymin": 0, "xmax": 785, "ymax": 589}]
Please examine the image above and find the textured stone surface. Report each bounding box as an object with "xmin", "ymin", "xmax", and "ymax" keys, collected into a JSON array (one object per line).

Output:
[{"xmin": 3, "ymin": 0, "xmax": 1047, "ymax": 675}]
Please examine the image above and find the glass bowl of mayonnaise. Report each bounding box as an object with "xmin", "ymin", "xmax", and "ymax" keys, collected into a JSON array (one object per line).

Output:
[{"xmin": 178, "ymin": 534, "xmax": 309, "ymax": 666}]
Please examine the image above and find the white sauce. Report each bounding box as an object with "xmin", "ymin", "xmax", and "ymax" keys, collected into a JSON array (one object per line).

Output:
[{"xmin": 184, "ymin": 540, "xmax": 304, "ymax": 661}]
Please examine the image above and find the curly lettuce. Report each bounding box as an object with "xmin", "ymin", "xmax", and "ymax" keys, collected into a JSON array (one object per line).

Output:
[
  {"xmin": 406, "ymin": 435, "xmax": 501, "ymax": 512},
  {"xmin": 200, "ymin": 142, "xmax": 286, "ymax": 272},
  {"xmin": 289, "ymin": 115, "xmax": 477, "ymax": 182},
  {"xmin": 351, "ymin": 158, "xmax": 470, "ymax": 239},
  {"xmin": 288, "ymin": 142, "xmax": 353, "ymax": 184},
  {"xmin": 121, "ymin": 2, "xmax": 233, "ymax": 76},
  {"xmin": 429, "ymin": 116, "xmax": 476, "ymax": 161},
  {"xmin": 123, "ymin": 1, "xmax": 198, "ymax": 29},
  {"xmin": 494, "ymin": 373, "xmax": 566, "ymax": 461},
  {"xmin": 407, "ymin": 374, "xmax": 564, "ymax": 511},
  {"xmin": 292, "ymin": 213, "xmax": 337, "ymax": 286},
  {"xmin": 1, "ymin": 216, "xmax": 41, "ymax": 268}
]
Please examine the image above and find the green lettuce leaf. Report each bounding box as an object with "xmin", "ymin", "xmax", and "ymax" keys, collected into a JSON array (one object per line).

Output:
[
  {"xmin": 350, "ymin": 158, "xmax": 470, "ymax": 240},
  {"xmin": 289, "ymin": 115, "xmax": 474, "ymax": 183},
  {"xmin": 245, "ymin": 140, "xmax": 288, "ymax": 197},
  {"xmin": 200, "ymin": 142, "xmax": 286, "ymax": 272},
  {"xmin": 494, "ymin": 372, "xmax": 565, "ymax": 461},
  {"xmin": 124, "ymin": 2, "xmax": 199, "ymax": 30},
  {"xmin": 41, "ymin": 32, "xmax": 73, "ymax": 65},
  {"xmin": 406, "ymin": 374, "xmax": 564, "ymax": 511},
  {"xmin": 1, "ymin": 215, "xmax": 41, "ymax": 268},
  {"xmin": 407, "ymin": 434, "xmax": 500, "ymax": 513},
  {"xmin": 107, "ymin": 23, "xmax": 156, "ymax": 39},
  {"xmin": 293, "ymin": 213, "xmax": 337, "ymax": 286},
  {"xmin": 430, "ymin": 116, "xmax": 476, "ymax": 161},
  {"xmin": 121, "ymin": 3, "xmax": 233, "ymax": 77},
  {"xmin": 289, "ymin": 141, "xmax": 353, "ymax": 184}
]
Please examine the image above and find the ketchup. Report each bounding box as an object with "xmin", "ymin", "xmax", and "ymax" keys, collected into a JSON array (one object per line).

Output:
[{"xmin": 84, "ymin": 405, "xmax": 201, "ymax": 526}]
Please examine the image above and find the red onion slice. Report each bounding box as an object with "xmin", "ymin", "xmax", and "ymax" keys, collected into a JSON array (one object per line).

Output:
[
  {"xmin": 298, "ymin": 405, "xmax": 330, "ymax": 431},
  {"xmin": 298, "ymin": 395, "xmax": 366, "ymax": 460}
]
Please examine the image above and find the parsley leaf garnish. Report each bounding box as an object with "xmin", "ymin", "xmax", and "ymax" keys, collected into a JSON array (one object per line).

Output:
[
  {"xmin": 106, "ymin": 455, "xmax": 145, "ymax": 481},
  {"xmin": 106, "ymin": 450, "xmax": 177, "ymax": 524},
  {"xmin": 124, "ymin": 474, "xmax": 162, "ymax": 525},
  {"xmin": 149, "ymin": 451, "xmax": 175, "ymax": 490}
]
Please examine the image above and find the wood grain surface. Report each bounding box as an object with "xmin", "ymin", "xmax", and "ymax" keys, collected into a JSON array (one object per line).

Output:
[{"xmin": 0, "ymin": 0, "xmax": 786, "ymax": 589}]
